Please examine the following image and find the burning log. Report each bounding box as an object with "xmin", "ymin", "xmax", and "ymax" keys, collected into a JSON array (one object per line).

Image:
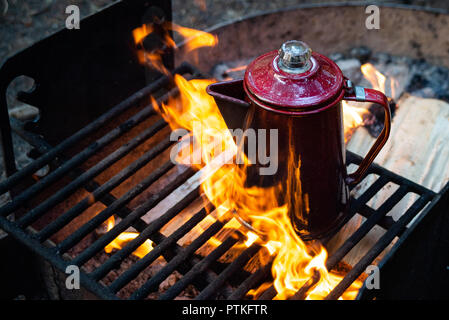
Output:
[{"xmin": 328, "ymin": 95, "xmax": 449, "ymax": 266}]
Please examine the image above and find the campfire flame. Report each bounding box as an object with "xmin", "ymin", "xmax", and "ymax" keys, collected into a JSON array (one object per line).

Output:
[
  {"xmin": 102, "ymin": 23, "xmax": 399, "ymax": 300},
  {"xmin": 133, "ymin": 22, "xmax": 217, "ymax": 74},
  {"xmin": 361, "ymin": 63, "xmax": 387, "ymax": 92},
  {"xmin": 342, "ymin": 102, "xmax": 366, "ymax": 142},
  {"xmin": 155, "ymin": 67, "xmax": 362, "ymax": 300},
  {"xmin": 342, "ymin": 62, "xmax": 393, "ymax": 142}
]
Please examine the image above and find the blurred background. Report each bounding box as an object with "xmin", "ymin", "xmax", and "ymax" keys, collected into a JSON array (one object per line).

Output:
[{"xmin": 1, "ymin": 0, "xmax": 449, "ymax": 67}]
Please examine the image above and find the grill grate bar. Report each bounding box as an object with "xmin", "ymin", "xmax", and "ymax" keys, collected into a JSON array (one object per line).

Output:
[
  {"xmin": 17, "ymin": 118, "xmax": 167, "ymax": 228},
  {"xmin": 36, "ymin": 135, "xmax": 174, "ymax": 241},
  {"xmin": 323, "ymin": 175, "xmax": 391, "ymax": 241},
  {"xmin": 291, "ymin": 186, "xmax": 410, "ymax": 299},
  {"xmin": 254, "ymin": 173, "xmax": 432, "ymax": 301},
  {"xmin": 55, "ymin": 160, "xmax": 179, "ymax": 255},
  {"xmin": 347, "ymin": 151, "xmax": 434, "ymax": 196},
  {"xmin": 104, "ymin": 199, "xmax": 244, "ymax": 299},
  {"xmin": 195, "ymin": 243, "xmax": 262, "ymax": 300},
  {"xmin": 228, "ymin": 260, "xmax": 273, "ymax": 300},
  {"xmin": 257, "ymin": 284, "xmax": 277, "ymax": 300},
  {"xmin": 0, "ymin": 63, "xmax": 193, "ymax": 196},
  {"xmin": 69, "ymin": 166, "xmax": 195, "ymax": 265},
  {"xmin": 0, "ymin": 214, "xmax": 120, "ymax": 300},
  {"xmin": 90, "ymin": 190, "xmax": 207, "ymax": 281},
  {"xmin": 350, "ymin": 176, "xmax": 390, "ymax": 207},
  {"xmin": 1, "ymin": 106, "xmax": 156, "ymax": 219},
  {"xmin": 291, "ymin": 271, "xmax": 321, "ymax": 300},
  {"xmin": 159, "ymin": 234, "xmax": 243, "ymax": 300},
  {"xmin": 325, "ymin": 185, "xmax": 409, "ymax": 270},
  {"xmin": 0, "ymin": 60, "xmax": 440, "ymax": 300},
  {"xmin": 125, "ymin": 211, "xmax": 234, "ymax": 299},
  {"xmin": 1, "ymin": 63, "xmax": 254, "ymax": 300},
  {"xmin": 357, "ymin": 204, "xmax": 396, "ymax": 230},
  {"xmin": 325, "ymin": 193, "xmax": 433, "ymax": 300}
]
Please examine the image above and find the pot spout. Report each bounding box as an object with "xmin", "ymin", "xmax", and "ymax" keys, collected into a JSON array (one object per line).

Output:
[{"xmin": 206, "ymin": 79, "xmax": 250, "ymax": 131}]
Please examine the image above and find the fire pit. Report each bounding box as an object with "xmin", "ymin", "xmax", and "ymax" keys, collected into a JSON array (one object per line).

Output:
[{"xmin": 0, "ymin": 2, "xmax": 448, "ymax": 300}]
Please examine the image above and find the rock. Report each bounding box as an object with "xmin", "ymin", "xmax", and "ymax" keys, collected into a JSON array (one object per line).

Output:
[
  {"xmin": 349, "ymin": 46, "xmax": 372, "ymax": 64},
  {"xmin": 211, "ymin": 62, "xmax": 230, "ymax": 81},
  {"xmin": 372, "ymin": 52, "xmax": 391, "ymax": 65},
  {"xmin": 412, "ymin": 87, "xmax": 436, "ymax": 99},
  {"xmin": 159, "ymin": 272, "xmax": 181, "ymax": 291}
]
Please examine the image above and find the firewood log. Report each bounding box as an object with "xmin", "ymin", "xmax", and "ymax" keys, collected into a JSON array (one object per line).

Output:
[{"xmin": 327, "ymin": 95, "xmax": 449, "ymax": 267}]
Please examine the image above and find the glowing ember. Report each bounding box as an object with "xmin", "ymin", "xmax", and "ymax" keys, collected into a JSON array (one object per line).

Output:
[{"xmin": 244, "ymin": 231, "xmax": 259, "ymax": 247}]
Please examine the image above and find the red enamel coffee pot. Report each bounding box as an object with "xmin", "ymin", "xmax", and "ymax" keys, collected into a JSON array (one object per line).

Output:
[{"xmin": 206, "ymin": 40, "xmax": 391, "ymax": 240}]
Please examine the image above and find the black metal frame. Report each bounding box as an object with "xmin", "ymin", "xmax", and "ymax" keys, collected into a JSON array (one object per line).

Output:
[{"xmin": 358, "ymin": 182, "xmax": 449, "ymax": 299}]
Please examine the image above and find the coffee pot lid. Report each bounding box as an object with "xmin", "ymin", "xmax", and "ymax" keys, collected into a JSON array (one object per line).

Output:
[{"xmin": 244, "ymin": 40, "xmax": 344, "ymax": 109}]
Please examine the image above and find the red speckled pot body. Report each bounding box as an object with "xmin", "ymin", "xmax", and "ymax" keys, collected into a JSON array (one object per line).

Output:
[
  {"xmin": 207, "ymin": 48, "xmax": 391, "ymax": 240},
  {"xmin": 244, "ymin": 96, "xmax": 349, "ymax": 240}
]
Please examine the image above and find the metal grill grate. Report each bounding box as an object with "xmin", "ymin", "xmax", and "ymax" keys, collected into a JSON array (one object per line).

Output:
[{"xmin": 0, "ymin": 64, "xmax": 437, "ymax": 300}]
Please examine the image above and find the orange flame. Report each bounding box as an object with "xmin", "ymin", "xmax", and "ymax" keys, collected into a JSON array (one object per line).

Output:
[
  {"xmin": 170, "ymin": 24, "xmax": 218, "ymax": 53},
  {"xmin": 343, "ymin": 63, "xmax": 394, "ymax": 142},
  {"xmin": 342, "ymin": 101, "xmax": 367, "ymax": 142},
  {"xmin": 154, "ymin": 72, "xmax": 363, "ymax": 300},
  {"xmin": 132, "ymin": 24, "xmax": 154, "ymax": 44},
  {"xmin": 104, "ymin": 216, "xmax": 153, "ymax": 259},
  {"xmin": 132, "ymin": 22, "xmax": 217, "ymax": 74},
  {"xmin": 362, "ymin": 62, "xmax": 398, "ymax": 99},
  {"xmin": 361, "ymin": 63, "xmax": 387, "ymax": 92}
]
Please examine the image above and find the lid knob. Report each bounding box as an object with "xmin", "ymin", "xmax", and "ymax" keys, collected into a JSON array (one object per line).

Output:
[{"xmin": 278, "ymin": 40, "xmax": 312, "ymax": 74}]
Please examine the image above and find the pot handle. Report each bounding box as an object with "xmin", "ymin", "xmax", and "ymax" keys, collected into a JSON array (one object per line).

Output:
[{"xmin": 343, "ymin": 80, "xmax": 391, "ymax": 185}]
